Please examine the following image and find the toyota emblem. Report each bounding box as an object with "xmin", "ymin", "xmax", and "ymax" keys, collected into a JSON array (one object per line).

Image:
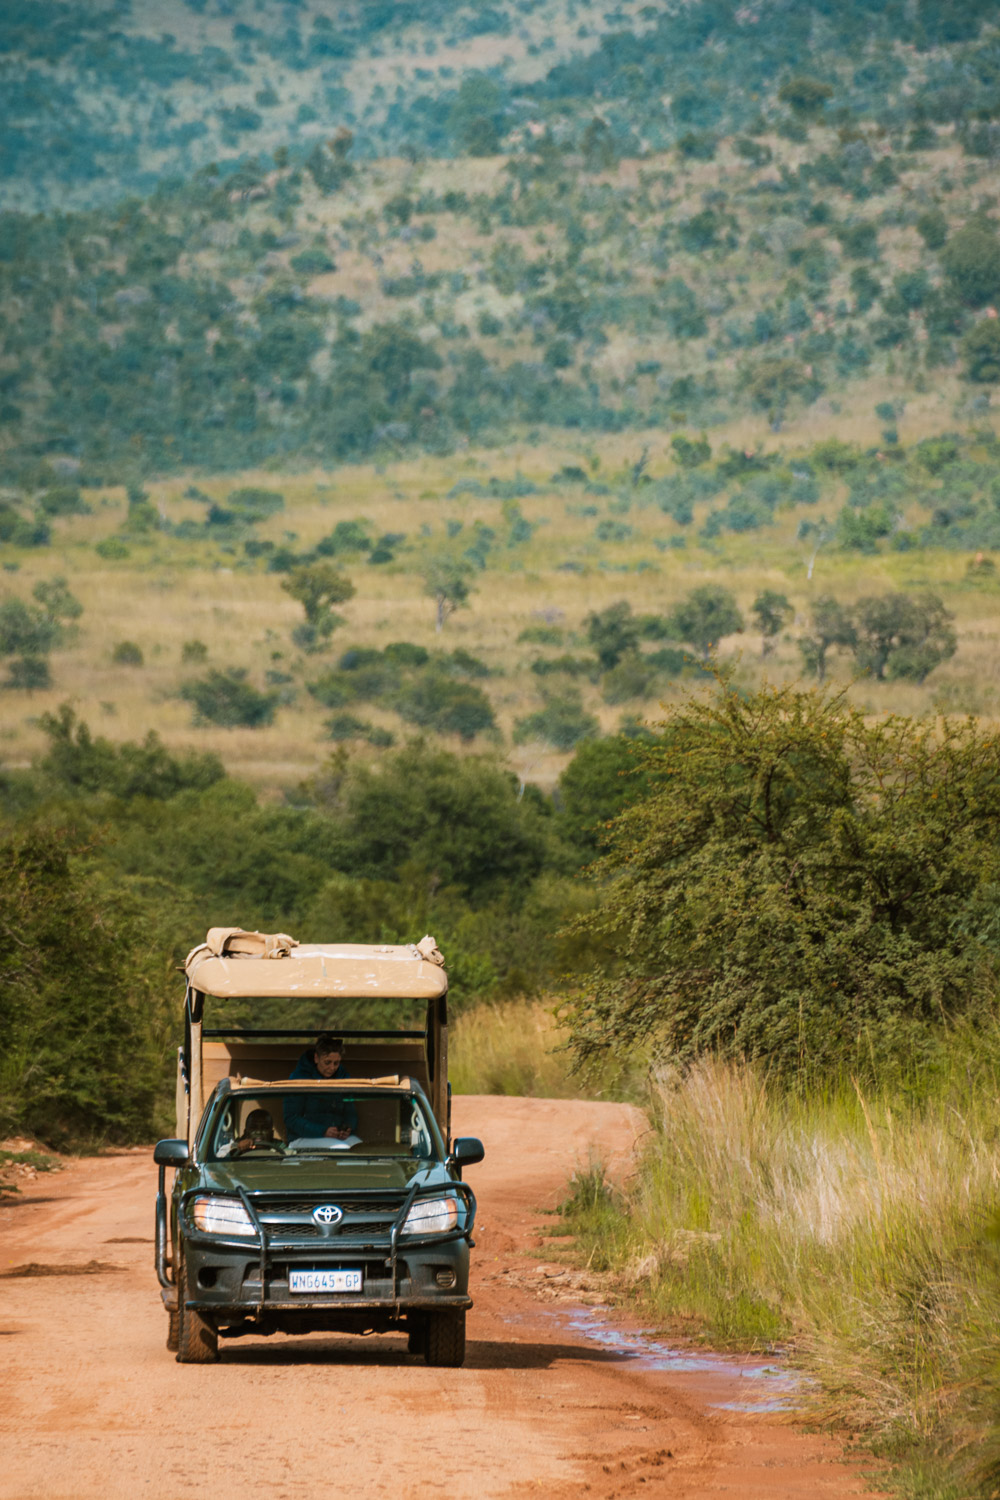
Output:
[{"xmin": 312, "ymin": 1204, "xmax": 343, "ymax": 1227}]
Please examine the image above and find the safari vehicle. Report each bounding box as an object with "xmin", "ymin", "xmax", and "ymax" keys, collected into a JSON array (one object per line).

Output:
[{"xmin": 154, "ymin": 928, "xmax": 484, "ymax": 1367}]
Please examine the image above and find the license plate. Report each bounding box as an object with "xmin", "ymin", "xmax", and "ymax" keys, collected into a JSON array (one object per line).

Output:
[{"xmin": 289, "ymin": 1269, "xmax": 362, "ymax": 1294}]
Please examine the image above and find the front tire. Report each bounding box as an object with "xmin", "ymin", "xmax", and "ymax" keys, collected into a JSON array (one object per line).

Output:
[
  {"xmin": 424, "ymin": 1310, "xmax": 465, "ymax": 1368},
  {"xmin": 166, "ymin": 1309, "xmax": 179, "ymax": 1352},
  {"xmin": 175, "ymin": 1246, "xmax": 219, "ymax": 1364}
]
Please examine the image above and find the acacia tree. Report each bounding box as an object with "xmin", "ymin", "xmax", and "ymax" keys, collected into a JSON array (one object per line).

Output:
[
  {"xmin": 798, "ymin": 596, "xmax": 856, "ymax": 682},
  {"xmin": 281, "ymin": 563, "xmax": 355, "ymax": 652},
  {"xmin": 423, "ymin": 557, "xmax": 474, "ymax": 632},
  {"xmin": 852, "ymin": 592, "xmax": 956, "ymax": 682},
  {"xmin": 750, "ymin": 590, "xmax": 793, "ymax": 657},
  {"xmin": 668, "ymin": 585, "xmax": 743, "ymax": 659},
  {"xmin": 565, "ymin": 682, "xmax": 1000, "ymax": 1077}
]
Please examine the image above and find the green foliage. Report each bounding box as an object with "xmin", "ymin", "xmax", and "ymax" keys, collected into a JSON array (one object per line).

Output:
[
  {"xmin": 963, "ymin": 318, "xmax": 1000, "ymax": 382},
  {"xmin": 941, "ymin": 223, "xmax": 1000, "ymax": 308},
  {"xmin": 281, "ymin": 563, "xmax": 355, "ymax": 651},
  {"xmin": 798, "ymin": 595, "xmax": 856, "ymax": 682},
  {"xmin": 303, "ymin": 742, "xmax": 556, "ymax": 906},
  {"xmin": 670, "ymin": 434, "xmax": 711, "ymax": 468},
  {"xmin": 393, "ymin": 670, "xmax": 496, "ymax": 741},
  {"xmin": 180, "ymin": 668, "xmax": 278, "ymax": 728},
  {"xmin": 556, "ymin": 734, "xmax": 650, "ymax": 856},
  {"xmin": 4, "ymin": 654, "xmax": 50, "ymax": 691},
  {"xmin": 0, "ymin": 825, "xmax": 173, "ymax": 1146},
  {"xmin": 37, "ymin": 704, "xmax": 225, "ymax": 799},
  {"xmin": 513, "ymin": 690, "xmax": 600, "ymax": 751},
  {"xmin": 422, "ymin": 555, "xmax": 474, "ymax": 630},
  {"xmin": 852, "ymin": 592, "xmax": 956, "ymax": 682},
  {"xmin": 667, "ymin": 585, "xmax": 743, "ymax": 659},
  {"xmin": 111, "ymin": 640, "xmax": 144, "ymax": 667},
  {"xmin": 585, "ymin": 601, "xmax": 640, "ymax": 670},
  {"xmin": 566, "ymin": 682, "xmax": 1000, "ymax": 1074},
  {"xmin": 778, "ymin": 76, "xmax": 833, "ymax": 117},
  {"xmin": 750, "ymin": 590, "xmax": 792, "ymax": 655},
  {"xmin": 916, "ymin": 208, "xmax": 949, "ymax": 251}
]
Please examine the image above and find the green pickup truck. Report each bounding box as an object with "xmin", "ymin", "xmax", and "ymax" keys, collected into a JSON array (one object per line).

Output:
[{"xmin": 154, "ymin": 929, "xmax": 484, "ymax": 1366}]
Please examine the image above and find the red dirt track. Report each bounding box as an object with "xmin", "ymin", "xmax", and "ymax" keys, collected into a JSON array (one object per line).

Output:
[{"xmin": 0, "ymin": 1096, "xmax": 880, "ymax": 1499}]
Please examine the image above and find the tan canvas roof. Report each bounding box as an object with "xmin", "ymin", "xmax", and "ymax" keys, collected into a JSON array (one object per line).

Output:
[{"xmin": 184, "ymin": 937, "xmax": 448, "ymax": 1001}]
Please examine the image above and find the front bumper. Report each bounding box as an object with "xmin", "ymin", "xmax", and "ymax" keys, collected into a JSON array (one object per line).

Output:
[{"xmin": 159, "ymin": 1179, "xmax": 475, "ymax": 1329}]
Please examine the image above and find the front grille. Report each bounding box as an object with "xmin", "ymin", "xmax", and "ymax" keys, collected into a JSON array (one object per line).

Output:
[{"xmin": 251, "ymin": 1195, "xmax": 406, "ymax": 1217}]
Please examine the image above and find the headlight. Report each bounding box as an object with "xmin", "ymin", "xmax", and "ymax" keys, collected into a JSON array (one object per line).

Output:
[
  {"xmin": 401, "ymin": 1196, "xmax": 459, "ymax": 1236},
  {"xmin": 190, "ymin": 1195, "xmax": 256, "ymax": 1237}
]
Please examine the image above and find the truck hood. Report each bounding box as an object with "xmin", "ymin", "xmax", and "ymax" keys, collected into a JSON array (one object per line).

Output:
[{"xmin": 197, "ymin": 1157, "xmax": 452, "ymax": 1195}]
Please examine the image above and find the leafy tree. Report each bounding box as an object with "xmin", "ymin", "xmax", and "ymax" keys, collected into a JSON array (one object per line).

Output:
[
  {"xmin": 307, "ymin": 742, "xmax": 556, "ymax": 906},
  {"xmin": 37, "ymin": 704, "xmax": 224, "ymax": 799},
  {"xmin": 798, "ymin": 596, "xmax": 856, "ymax": 682},
  {"xmin": 941, "ymin": 223, "xmax": 1000, "ymax": 308},
  {"xmin": 852, "ymin": 592, "xmax": 956, "ymax": 682},
  {"xmin": 556, "ymin": 734, "xmax": 651, "ymax": 856},
  {"xmin": 181, "ymin": 668, "xmax": 278, "ymax": 728},
  {"xmin": 751, "ymin": 590, "xmax": 793, "ymax": 656},
  {"xmin": 779, "ymin": 76, "xmax": 834, "ymax": 117},
  {"xmin": 585, "ymin": 601, "xmax": 640, "ymax": 670},
  {"xmin": 963, "ymin": 318, "xmax": 1000, "ymax": 382},
  {"xmin": 0, "ymin": 826, "xmax": 173, "ymax": 1145},
  {"xmin": 916, "ymin": 208, "xmax": 949, "ymax": 251},
  {"xmin": 513, "ymin": 690, "xmax": 600, "ymax": 751},
  {"xmin": 111, "ymin": 640, "xmax": 144, "ymax": 666},
  {"xmin": 668, "ymin": 585, "xmax": 744, "ymax": 659},
  {"xmin": 565, "ymin": 683, "xmax": 1000, "ymax": 1075},
  {"xmin": 423, "ymin": 556, "xmax": 474, "ymax": 632},
  {"xmin": 670, "ymin": 434, "xmax": 711, "ymax": 468},
  {"xmin": 394, "ymin": 670, "xmax": 496, "ymax": 741},
  {"xmin": 281, "ymin": 563, "xmax": 355, "ymax": 652}
]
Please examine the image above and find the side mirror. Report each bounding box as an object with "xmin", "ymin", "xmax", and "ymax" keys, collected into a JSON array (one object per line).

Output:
[
  {"xmin": 451, "ymin": 1137, "xmax": 485, "ymax": 1168},
  {"xmin": 153, "ymin": 1138, "xmax": 190, "ymax": 1167}
]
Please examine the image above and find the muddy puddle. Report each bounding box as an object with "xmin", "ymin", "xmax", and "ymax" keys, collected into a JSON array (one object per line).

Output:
[{"xmin": 553, "ymin": 1302, "xmax": 804, "ymax": 1415}]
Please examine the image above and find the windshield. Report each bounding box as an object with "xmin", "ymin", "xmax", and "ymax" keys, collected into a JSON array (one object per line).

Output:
[{"xmin": 206, "ymin": 1089, "xmax": 440, "ymax": 1163}]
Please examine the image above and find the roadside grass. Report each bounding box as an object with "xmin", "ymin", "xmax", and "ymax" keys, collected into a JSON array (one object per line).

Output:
[
  {"xmin": 557, "ymin": 1034, "xmax": 1000, "ymax": 1497},
  {"xmin": 449, "ymin": 997, "xmax": 642, "ymax": 1101}
]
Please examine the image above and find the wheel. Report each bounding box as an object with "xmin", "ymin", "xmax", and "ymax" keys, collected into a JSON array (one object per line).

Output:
[
  {"xmin": 175, "ymin": 1246, "xmax": 219, "ymax": 1365},
  {"xmin": 424, "ymin": 1310, "xmax": 465, "ymax": 1368},
  {"xmin": 166, "ymin": 1309, "xmax": 179, "ymax": 1352},
  {"xmin": 406, "ymin": 1319, "xmax": 426, "ymax": 1356}
]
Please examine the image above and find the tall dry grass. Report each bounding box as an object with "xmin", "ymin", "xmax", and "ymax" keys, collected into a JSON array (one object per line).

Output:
[
  {"xmin": 562, "ymin": 1036, "xmax": 1000, "ymax": 1495},
  {"xmin": 449, "ymin": 997, "xmax": 642, "ymax": 1101}
]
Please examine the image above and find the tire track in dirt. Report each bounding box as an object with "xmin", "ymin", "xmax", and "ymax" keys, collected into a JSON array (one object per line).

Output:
[{"xmin": 0, "ymin": 1097, "xmax": 882, "ymax": 1499}]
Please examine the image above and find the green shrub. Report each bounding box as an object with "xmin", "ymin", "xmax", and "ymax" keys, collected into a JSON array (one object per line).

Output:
[
  {"xmin": 181, "ymin": 668, "xmax": 278, "ymax": 728},
  {"xmin": 963, "ymin": 318, "xmax": 1000, "ymax": 382},
  {"xmin": 514, "ymin": 690, "xmax": 599, "ymax": 750},
  {"xmin": 942, "ymin": 223, "xmax": 1000, "ymax": 307},
  {"xmin": 394, "ymin": 670, "xmax": 496, "ymax": 741},
  {"xmin": 95, "ymin": 536, "xmax": 130, "ymax": 560},
  {"xmin": 111, "ymin": 640, "xmax": 144, "ymax": 666},
  {"xmin": 601, "ymin": 652, "xmax": 662, "ymax": 706},
  {"xmin": 181, "ymin": 639, "xmax": 208, "ymax": 664},
  {"xmin": 4, "ymin": 654, "xmax": 51, "ymax": 691}
]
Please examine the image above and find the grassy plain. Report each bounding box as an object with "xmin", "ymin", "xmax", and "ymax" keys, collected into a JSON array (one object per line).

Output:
[{"xmin": 4, "ymin": 386, "xmax": 999, "ymax": 793}]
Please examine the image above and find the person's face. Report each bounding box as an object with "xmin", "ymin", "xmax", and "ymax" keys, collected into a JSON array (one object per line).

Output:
[{"xmin": 315, "ymin": 1049, "xmax": 342, "ymax": 1078}]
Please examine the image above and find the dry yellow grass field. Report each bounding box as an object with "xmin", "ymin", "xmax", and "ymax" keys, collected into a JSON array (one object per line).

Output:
[{"xmin": 3, "ymin": 391, "xmax": 998, "ymax": 793}]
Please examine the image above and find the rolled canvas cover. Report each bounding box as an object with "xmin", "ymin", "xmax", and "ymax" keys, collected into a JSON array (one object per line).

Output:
[{"xmin": 184, "ymin": 935, "xmax": 448, "ymax": 1001}]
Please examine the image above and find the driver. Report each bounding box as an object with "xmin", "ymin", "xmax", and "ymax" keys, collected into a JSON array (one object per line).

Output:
[
  {"xmin": 235, "ymin": 1108, "xmax": 280, "ymax": 1153},
  {"xmin": 286, "ymin": 1034, "xmax": 359, "ymax": 1141}
]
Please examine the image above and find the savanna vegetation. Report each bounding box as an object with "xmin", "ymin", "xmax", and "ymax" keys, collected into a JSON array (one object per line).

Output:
[{"xmin": 5, "ymin": 2, "xmax": 1000, "ymax": 1492}]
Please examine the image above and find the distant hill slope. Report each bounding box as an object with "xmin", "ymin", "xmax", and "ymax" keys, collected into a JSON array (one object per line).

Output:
[
  {"xmin": 2, "ymin": 0, "xmax": 998, "ymax": 209},
  {"xmin": 1, "ymin": 0, "xmax": 1000, "ymax": 491}
]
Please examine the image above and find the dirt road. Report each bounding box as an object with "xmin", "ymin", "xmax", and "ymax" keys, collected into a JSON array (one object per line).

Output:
[{"xmin": 0, "ymin": 1097, "xmax": 879, "ymax": 1499}]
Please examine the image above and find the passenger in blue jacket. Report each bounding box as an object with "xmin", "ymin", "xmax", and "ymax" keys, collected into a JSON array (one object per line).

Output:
[{"xmin": 285, "ymin": 1034, "xmax": 359, "ymax": 1141}]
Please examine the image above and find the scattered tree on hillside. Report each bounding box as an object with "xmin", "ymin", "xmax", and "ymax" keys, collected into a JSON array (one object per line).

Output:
[
  {"xmin": 423, "ymin": 557, "xmax": 474, "ymax": 632},
  {"xmin": 751, "ymin": 590, "xmax": 793, "ymax": 657},
  {"xmin": 852, "ymin": 592, "xmax": 956, "ymax": 682},
  {"xmin": 281, "ymin": 563, "xmax": 355, "ymax": 652},
  {"xmin": 668, "ymin": 585, "xmax": 743, "ymax": 660},
  {"xmin": 798, "ymin": 596, "xmax": 856, "ymax": 682},
  {"xmin": 941, "ymin": 222, "xmax": 1000, "ymax": 308}
]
